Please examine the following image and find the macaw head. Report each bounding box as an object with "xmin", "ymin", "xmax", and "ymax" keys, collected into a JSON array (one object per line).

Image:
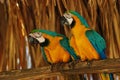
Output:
[
  {"xmin": 29, "ymin": 30, "xmax": 50, "ymax": 47},
  {"xmin": 60, "ymin": 11, "xmax": 89, "ymax": 28},
  {"xmin": 29, "ymin": 32, "xmax": 45, "ymax": 44}
]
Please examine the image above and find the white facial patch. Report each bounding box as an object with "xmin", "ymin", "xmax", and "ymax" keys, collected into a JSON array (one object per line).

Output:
[
  {"xmin": 36, "ymin": 36, "xmax": 45, "ymax": 43},
  {"xmin": 29, "ymin": 32, "xmax": 45, "ymax": 43},
  {"xmin": 63, "ymin": 13, "xmax": 73, "ymax": 25},
  {"xmin": 66, "ymin": 17, "xmax": 73, "ymax": 25}
]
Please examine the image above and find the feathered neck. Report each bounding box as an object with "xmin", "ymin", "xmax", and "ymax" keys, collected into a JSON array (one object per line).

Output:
[
  {"xmin": 71, "ymin": 16, "xmax": 86, "ymax": 29},
  {"xmin": 71, "ymin": 16, "xmax": 89, "ymax": 36}
]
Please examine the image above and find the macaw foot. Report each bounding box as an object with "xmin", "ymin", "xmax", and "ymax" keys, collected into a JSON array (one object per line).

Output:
[
  {"xmin": 86, "ymin": 60, "xmax": 93, "ymax": 68},
  {"xmin": 68, "ymin": 60, "xmax": 80, "ymax": 69},
  {"xmin": 50, "ymin": 63, "xmax": 58, "ymax": 71},
  {"xmin": 50, "ymin": 63, "xmax": 64, "ymax": 71}
]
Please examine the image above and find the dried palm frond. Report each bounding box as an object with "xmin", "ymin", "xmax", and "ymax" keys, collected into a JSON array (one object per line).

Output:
[{"xmin": 0, "ymin": 0, "xmax": 120, "ymax": 80}]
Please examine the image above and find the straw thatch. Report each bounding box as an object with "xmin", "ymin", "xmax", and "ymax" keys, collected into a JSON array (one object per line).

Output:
[{"xmin": 0, "ymin": 0, "xmax": 120, "ymax": 80}]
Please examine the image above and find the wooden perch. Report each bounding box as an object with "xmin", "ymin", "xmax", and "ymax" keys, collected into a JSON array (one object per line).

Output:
[{"xmin": 0, "ymin": 59, "xmax": 120, "ymax": 80}]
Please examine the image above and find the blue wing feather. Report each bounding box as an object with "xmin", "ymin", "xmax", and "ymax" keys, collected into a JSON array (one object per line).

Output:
[
  {"xmin": 60, "ymin": 37, "xmax": 79, "ymax": 60},
  {"xmin": 85, "ymin": 30, "xmax": 106, "ymax": 59}
]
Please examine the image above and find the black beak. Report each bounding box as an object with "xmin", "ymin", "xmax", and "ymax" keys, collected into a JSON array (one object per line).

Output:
[
  {"xmin": 60, "ymin": 16, "xmax": 68, "ymax": 26},
  {"xmin": 28, "ymin": 36, "xmax": 39, "ymax": 44}
]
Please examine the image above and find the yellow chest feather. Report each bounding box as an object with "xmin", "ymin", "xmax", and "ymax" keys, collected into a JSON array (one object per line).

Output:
[
  {"xmin": 42, "ymin": 34, "xmax": 71, "ymax": 63},
  {"xmin": 70, "ymin": 17, "xmax": 100, "ymax": 61}
]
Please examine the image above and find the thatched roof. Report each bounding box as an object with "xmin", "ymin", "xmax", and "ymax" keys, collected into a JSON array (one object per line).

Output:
[{"xmin": 0, "ymin": 0, "xmax": 120, "ymax": 79}]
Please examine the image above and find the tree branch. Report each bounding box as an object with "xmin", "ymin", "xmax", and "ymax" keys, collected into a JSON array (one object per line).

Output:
[{"xmin": 0, "ymin": 59, "xmax": 120, "ymax": 80}]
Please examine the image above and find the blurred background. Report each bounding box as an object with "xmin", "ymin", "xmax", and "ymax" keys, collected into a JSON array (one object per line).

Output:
[{"xmin": 0, "ymin": 0, "xmax": 120, "ymax": 80}]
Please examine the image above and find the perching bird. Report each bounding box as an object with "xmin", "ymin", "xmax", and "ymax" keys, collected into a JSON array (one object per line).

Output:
[
  {"xmin": 29, "ymin": 29, "xmax": 79, "ymax": 64},
  {"xmin": 60, "ymin": 11, "xmax": 113, "ymax": 80}
]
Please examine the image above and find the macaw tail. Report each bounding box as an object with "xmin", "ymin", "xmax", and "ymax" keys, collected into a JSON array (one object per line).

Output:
[{"xmin": 99, "ymin": 73, "xmax": 114, "ymax": 80}]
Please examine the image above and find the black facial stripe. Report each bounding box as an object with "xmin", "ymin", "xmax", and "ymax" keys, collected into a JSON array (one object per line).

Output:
[
  {"xmin": 70, "ymin": 19, "xmax": 76, "ymax": 28},
  {"xmin": 39, "ymin": 38, "xmax": 50, "ymax": 47}
]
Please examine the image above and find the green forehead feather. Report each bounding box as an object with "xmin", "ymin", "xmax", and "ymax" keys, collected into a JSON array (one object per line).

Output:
[
  {"xmin": 31, "ymin": 29, "xmax": 40, "ymax": 33},
  {"xmin": 31, "ymin": 29, "xmax": 65, "ymax": 37},
  {"xmin": 67, "ymin": 10, "xmax": 89, "ymax": 28}
]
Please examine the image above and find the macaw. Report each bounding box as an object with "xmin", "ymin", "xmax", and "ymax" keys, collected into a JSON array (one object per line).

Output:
[
  {"xmin": 60, "ymin": 11, "xmax": 113, "ymax": 80},
  {"xmin": 29, "ymin": 29, "xmax": 79, "ymax": 64}
]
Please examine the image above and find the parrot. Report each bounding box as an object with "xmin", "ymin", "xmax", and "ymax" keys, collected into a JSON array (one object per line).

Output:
[
  {"xmin": 60, "ymin": 11, "xmax": 113, "ymax": 80},
  {"xmin": 28, "ymin": 29, "xmax": 79, "ymax": 64}
]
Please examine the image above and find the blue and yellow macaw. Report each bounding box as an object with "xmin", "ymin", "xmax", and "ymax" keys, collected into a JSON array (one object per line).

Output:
[
  {"xmin": 29, "ymin": 29, "xmax": 79, "ymax": 64},
  {"xmin": 60, "ymin": 11, "xmax": 113, "ymax": 80}
]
